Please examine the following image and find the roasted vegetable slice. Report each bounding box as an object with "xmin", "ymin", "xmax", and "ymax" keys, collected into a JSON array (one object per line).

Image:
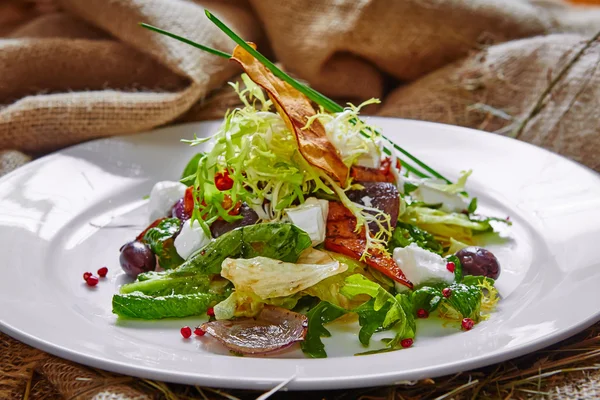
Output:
[
  {"xmin": 325, "ymin": 202, "xmax": 412, "ymax": 289},
  {"xmin": 201, "ymin": 305, "xmax": 308, "ymax": 354}
]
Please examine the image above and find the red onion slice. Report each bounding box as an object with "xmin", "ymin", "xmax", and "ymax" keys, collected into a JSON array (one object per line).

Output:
[{"xmin": 201, "ymin": 305, "xmax": 308, "ymax": 355}]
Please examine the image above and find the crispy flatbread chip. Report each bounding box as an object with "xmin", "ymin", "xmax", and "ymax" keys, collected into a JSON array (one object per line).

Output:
[{"xmin": 231, "ymin": 44, "xmax": 348, "ymax": 184}]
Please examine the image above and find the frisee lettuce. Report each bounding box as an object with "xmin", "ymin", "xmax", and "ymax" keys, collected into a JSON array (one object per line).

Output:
[{"xmin": 183, "ymin": 75, "xmax": 394, "ymax": 257}]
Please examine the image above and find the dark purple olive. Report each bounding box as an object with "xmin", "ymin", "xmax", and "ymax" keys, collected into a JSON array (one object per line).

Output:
[
  {"xmin": 456, "ymin": 246, "xmax": 501, "ymax": 279},
  {"xmin": 171, "ymin": 198, "xmax": 190, "ymax": 221},
  {"xmin": 119, "ymin": 241, "xmax": 156, "ymax": 278},
  {"xmin": 210, "ymin": 203, "xmax": 259, "ymax": 238},
  {"xmin": 346, "ymin": 181, "xmax": 400, "ymax": 236}
]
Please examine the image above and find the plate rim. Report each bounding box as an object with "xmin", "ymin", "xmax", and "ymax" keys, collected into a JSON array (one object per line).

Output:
[{"xmin": 1, "ymin": 117, "xmax": 600, "ymax": 390}]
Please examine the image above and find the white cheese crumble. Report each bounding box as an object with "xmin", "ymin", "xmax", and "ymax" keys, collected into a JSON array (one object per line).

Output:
[
  {"xmin": 393, "ymin": 243, "xmax": 454, "ymax": 293},
  {"xmin": 148, "ymin": 181, "xmax": 186, "ymax": 222},
  {"xmin": 361, "ymin": 195, "xmax": 373, "ymax": 207},
  {"xmin": 174, "ymin": 219, "xmax": 212, "ymax": 260},
  {"xmin": 284, "ymin": 197, "xmax": 329, "ymax": 246}
]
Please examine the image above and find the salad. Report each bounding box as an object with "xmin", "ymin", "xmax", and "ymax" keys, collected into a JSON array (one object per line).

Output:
[{"xmin": 111, "ymin": 22, "xmax": 508, "ymax": 358}]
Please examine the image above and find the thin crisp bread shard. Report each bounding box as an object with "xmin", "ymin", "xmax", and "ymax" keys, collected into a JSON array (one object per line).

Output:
[{"xmin": 231, "ymin": 43, "xmax": 348, "ymax": 184}]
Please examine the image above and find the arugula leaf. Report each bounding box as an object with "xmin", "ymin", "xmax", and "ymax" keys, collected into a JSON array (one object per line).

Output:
[
  {"xmin": 353, "ymin": 298, "xmax": 393, "ymax": 346},
  {"xmin": 143, "ymin": 218, "xmax": 184, "ymax": 270},
  {"xmin": 301, "ymin": 301, "xmax": 347, "ymax": 358},
  {"xmin": 112, "ymin": 292, "xmax": 217, "ymax": 319},
  {"xmin": 180, "ymin": 152, "xmax": 204, "ymax": 186},
  {"xmin": 394, "ymin": 293, "xmax": 416, "ymax": 341},
  {"xmin": 388, "ymin": 221, "xmax": 443, "ymax": 255},
  {"xmin": 341, "ymin": 275, "xmax": 414, "ymax": 346}
]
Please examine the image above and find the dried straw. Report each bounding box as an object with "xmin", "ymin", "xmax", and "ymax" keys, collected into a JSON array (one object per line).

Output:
[{"xmin": 2, "ymin": 321, "xmax": 600, "ymax": 399}]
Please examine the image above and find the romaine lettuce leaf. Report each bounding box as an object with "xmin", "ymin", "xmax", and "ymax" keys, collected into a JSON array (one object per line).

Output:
[
  {"xmin": 112, "ymin": 292, "xmax": 218, "ymax": 320},
  {"xmin": 120, "ymin": 273, "xmax": 211, "ymax": 296}
]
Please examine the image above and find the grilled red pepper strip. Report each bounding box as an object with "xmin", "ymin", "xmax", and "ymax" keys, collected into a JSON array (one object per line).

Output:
[{"xmin": 324, "ymin": 202, "xmax": 413, "ymax": 289}]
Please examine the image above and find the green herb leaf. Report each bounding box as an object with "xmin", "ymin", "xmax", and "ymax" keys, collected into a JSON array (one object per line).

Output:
[
  {"xmin": 412, "ymin": 281, "xmax": 484, "ymax": 322},
  {"xmin": 447, "ymin": 254, "xmax": 463, "ymax": 282},
  {"xmin": 467, "ymin": 197, "xmax": 478, "ymax": 214},
  {"xmin": 468, "ymin": 214, "xmax": 512, "ymax": 226},
  {"xmin": 301, "ymin": 301, "xmax": 347, "ymax": 358},
  {"xmin": 404, "ymin": 182, "xmax": 419, "ymax": 194},
  {"xmin": 180, "ymin": 152, "xmax": 204, "ymax": 186},
  {"xmin": 411, "ymin": 286, "xmax": 444, "ymax": 313},
  {"xmin": 388, "ymin": 221, "xmax": 444, "ymax": 255},
  {"xmin": 143, "ymin": 218, "xmax": 185, "ymax": 270}
]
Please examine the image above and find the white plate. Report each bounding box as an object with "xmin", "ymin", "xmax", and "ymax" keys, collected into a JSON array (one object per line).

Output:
[{"xmin": 1, "ymin": 118, "xmax": 600, "ymax": 391}]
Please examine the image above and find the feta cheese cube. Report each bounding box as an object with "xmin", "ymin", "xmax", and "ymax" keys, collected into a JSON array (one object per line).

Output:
[
  {"xmin": 174, "ymin": 219, "xmax": 212, "ymax": 260},
  {"xmin": 285, "ymin": 197, "xmax": 329, "ymax": 246},
  {"xmin": 148, "ymin": 181, "xmax": 187, "ymax": 222},
  {"xmin": 393, "ymin": 243, "xmax": 454, "ymax": 293}
]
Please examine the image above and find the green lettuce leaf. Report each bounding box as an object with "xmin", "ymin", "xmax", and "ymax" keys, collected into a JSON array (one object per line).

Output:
[
  {"xmin": 411, "ymin": 279, "xmax": 488, "ymax": 322},
  {"xmin": 301, "ymin": 252, "xmax": 371, "ymax": 308},
  {"xmin": 388, "ymin": 221, "xmax": 443, "ymax": 255},
  {"xmin": 424, "ymin": 170, "xmax": 472, "ymax": 194},
  {"xmin": 402, "ymin": 206, "xmax": 492, "ymax": 231},
  {"xmin": 142, "ymin": 218, "xmax": 184, "ymax": 270},
  {"xmin": 119, "ymin": 273, "xmax": 211, "ymax": 296},
  {"xmin": 213, "ymin": 291, "xmax": 301, "ymax": 320},
  {"xmin": 221, "ymin": 249, "xmax": 346, "ymax": 300},
  {"xmin": 112, "ymin": 292, "xmax": 218, "ymax": 320}
]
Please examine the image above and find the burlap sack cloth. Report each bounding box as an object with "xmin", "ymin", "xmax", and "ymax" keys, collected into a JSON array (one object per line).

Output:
[{"xmin": 2, "ymin": 0, "xmax": 600, "ymax": 398}]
